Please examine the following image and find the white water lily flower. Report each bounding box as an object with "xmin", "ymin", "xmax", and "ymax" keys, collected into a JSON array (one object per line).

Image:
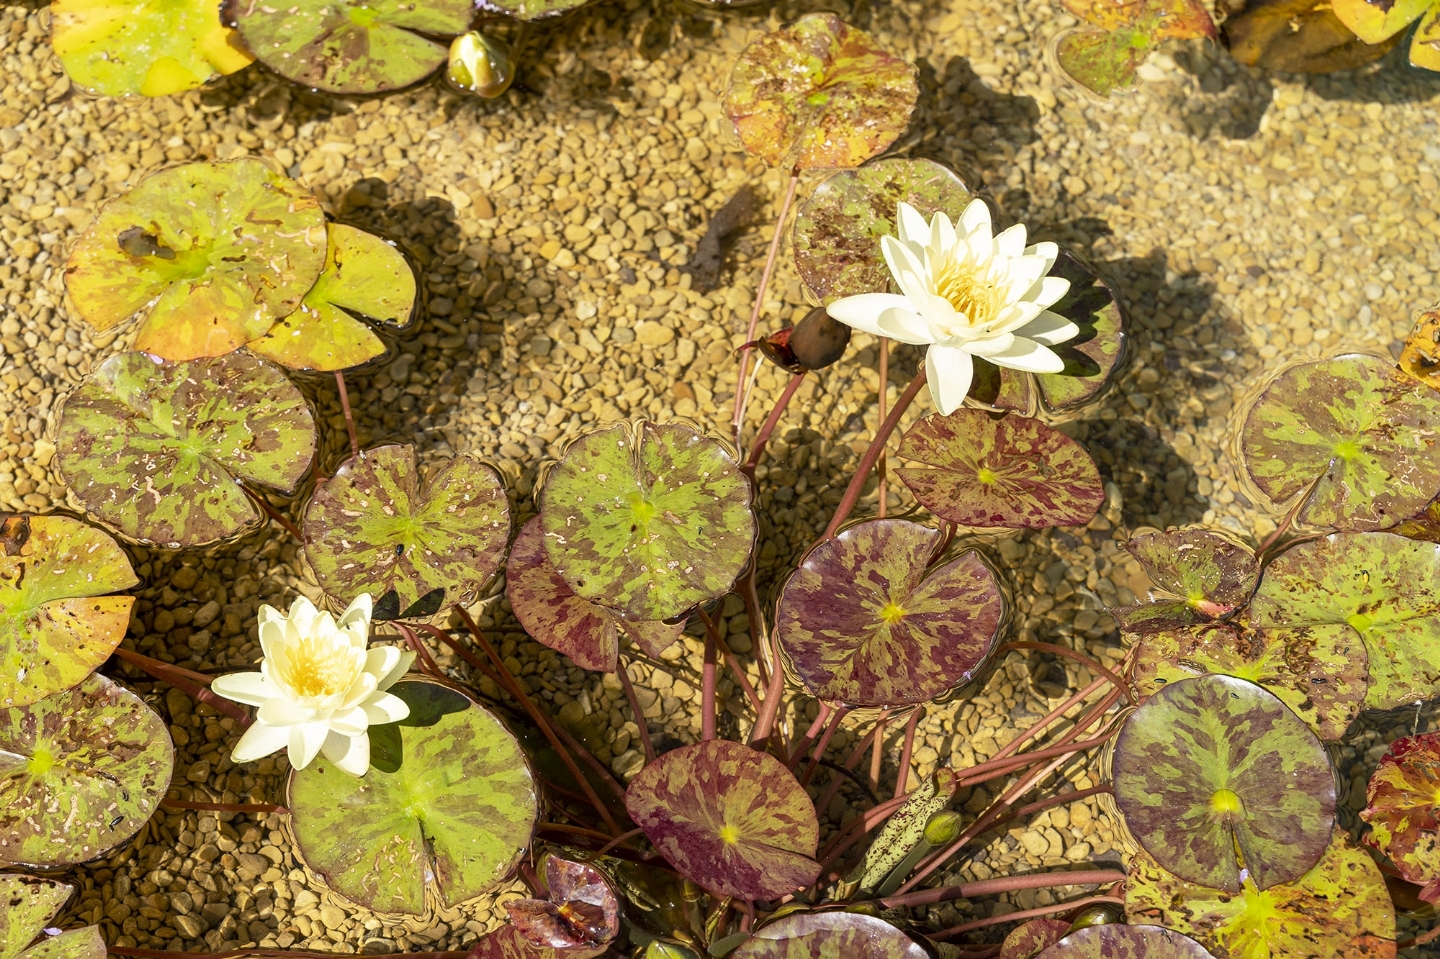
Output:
[
  {"xmin": 827, "ymin": 198, "xmax": 1079, "ymax": 415},
  {"xmin": 210, "ymin": 594, "xmax": 414, "ymax": 777}
]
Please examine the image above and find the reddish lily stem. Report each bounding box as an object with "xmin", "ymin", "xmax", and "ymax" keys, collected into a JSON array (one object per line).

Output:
[
  {"xmin": 616, "ymin": 658, "xmax": 657, "ymax": 765},
  {"xmin": 823, "ymin": 369, "xmax": 928, "ymax": 539},
  {"xmin": 454, "ymin": 606, "xmax": 623, "ymax": 836},
  {"xmin": 695, "ymin": 607, "xmax": 763, "ymax": 716},
  {"xmin": 161, "ymin": 798, "xmax": 285, "ymax": 815},
  {"xmin": 733, "ymin": 174, "xmax": 801, "ymax": 444},
  {"xmin": 932, "ymin": 895, "xmax": 1127, "ymax": 940},
  {"xmin": 869, "ymin": 710, "xmax": 889, "ymax": 792},
  {"xmin": 1399, "ymin": 923, "xmax": 1440, "ymax": 950},
  {"xmin": 800, "ymin": 706, "xmax": 850, "ymax": 788},
  {"xmin": 789, "ymin": 703, "xmax": 833, "ymax": 770},
  {"xmin": 701, "ymin": 616, "xmax": 719, "ymax": 742},
  {"xmin": 108, "ymin": 951, "xmax": 467, "ymax": 959},
  {"xmin": 748, "ymin": 618, "xmax": 787, "ymax": 749},
  {"xmin": 894, "ymin": 707, "xmax": 924, "ymax": 799},
  {"xmin": 743, "ymin": 372, "xmax": 807, "ymax": 477},
  {"xmin": 240, "ymin": 485, "xmax": 306, "ymax": 545},
  {"xmin": 988, "ymin": 675, "xmax": 1110, "ymax": 766},
  {"xmin": 335, "ymin": 370, "xmax": 360, "ymax": 460},
  {"xmin": 812, "ymin": 709, "xmax": 891, "ymax": 819},
  {"xmin": 596, "ymin": 826, "xmax": 647, "ymax": 856},
  {"xmin": 537, "ymin": 822, "xmax": 617, "ymax": 844},
  {"xmin": 998, "ymin": 640, "xmax": 1135, "ymax": 706},
  {"xmin": 872, "ymin": 870, "xmax": 1125, "ymax": 910},
  {"xmin": 396, "ymin": 624, "xmax": 445, "ymax": 681},
  {"xmin": 877, "ymin": 337, "xmax": 889, "ymax": 520},
  {"xmin": 111, "ymin": 647, "xmax": 249, "ymax": 725}
]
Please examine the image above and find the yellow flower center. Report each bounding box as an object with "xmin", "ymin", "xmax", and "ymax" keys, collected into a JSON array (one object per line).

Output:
[
  {"xmin": 933, "ymin": 254, "xmax": 1000, "ymax": 331},
  {"xmin": 277, "ymin": 635, "xmax": 360, "ymax": 698}
]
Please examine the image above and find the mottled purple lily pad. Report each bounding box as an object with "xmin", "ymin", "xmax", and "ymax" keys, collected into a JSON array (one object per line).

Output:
[
  {"xmin": 1050, "ymin": 0, "xmax": 1215, "ymax": 98},
  {"xmin": 1131, "ymin": 622, "xmax": 1368, "ymax": 741},
  {"xmin": 64, "ymin": 159, "xmax": 326, "ymax": 361},
  {"xmin": 1112, "ymin": 674, "xmax": 1336, "ymax": 893},
  {"xmin": 1223, "ymin": 0, "xmax": 1406, "ymax": 73},
  {"xmin": 725, "ymin": 13, "xmax": 918, "ymax": 172},
  {"xmin": 506, "ymin": 517, "xmax": 685, "ymax": 672},
  {"xmin": 624, "ymin": 739, "xmax": 821, "ymax": 900},
  {"xmin": 467, "ymin": 926, "xmax": 569, "ymax": 959},
  {"xmin": 1115, "ymin": 530, "xmax": 1258, "ymax": 633},
  {"xmin": 540, "ymin": 422, "xmax": 755, "ymax": 622},
  {"xmin": 304, "ymin": 444, "xmax": 510, "ymax": 619},
  {"xmin": 1035, "ymin": 925, "xmax": 1217, "ymax": 959},
  {"xmin": 970, "ymin": 251, "xmax": 1129, "ymax": 415},
  {"xmin": 235, "ymin": 0, "xmax": 474, "ymax": 95},
  {"xmin": 0, "ymin": 875, "xmax": 104, "ymax": 959},
  {"xmin": 0, "ymin": 515, "xmax": 137, "ymax": 709},
  {"xmin": 54, "ymin": 350, "xmax": 317, "ymax": 549},
  {"xmin": 792, "ymin": 158, "xmax": 972, "ymax": 304},
  {"xmin": 1001, "ymin": 919, "xmax": 1070, "ymax": 959},
  {"xmin": 506, "ymin": 855, "xmax": 620, "ymax": 954},
  {"xmin": 1250, "ymin": 531, "xmax": 1440, "ymax": 711},
  {"xmin": 895, "ymin": 408, "xmax": 1104, "ymax": 530},
  {"xmin": 775, "ymin": 519, "xmax": 1004, "ymax": 707},
  {"xmin": 287, "ymin": 679, "xmax": 538, "ymax": 915},
  {"xmin": 1360, "ymin": 731, "xmax": 1440, "ymax": 900},
  {"xmin": 0, "ymin": 674, "xmax": 174, "ymax": 867},
  {"xmin": 1125, "ymin": 830, "xmax": 1397, "ymax": 959},
  {"xmin": 248, "ymin": 224, "xmax": 417, "ymax": 372},
  {"xmin": 1238, "ymin": 355, "xmax": 1440, "ymax": 532},
  {"xmin": 735, "ymin": 912, "xmax": 929, "ymax": 958}
]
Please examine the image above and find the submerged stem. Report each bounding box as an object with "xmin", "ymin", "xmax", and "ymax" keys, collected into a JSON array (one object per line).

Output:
[
  {"xmin": 335, "ymin": 370, "xmax": 360, "ymax": 461},
  {"xmin": 111, "ymin": 647, "xmax": 249, "ymax": 725},
  {"xmin": 733, "ymin": 174, "xmax": 801, "ymax": 446},
  {"xmin": 932, "ymin": 894, "xmax": 1127, "ymax": 940},
  {"xmin": 616, "ymin": 658, "xmax": 657, "ymax": 765},
  {"xmin": 823, "ymin": 369, "xmax": 928, "ymax": 539}
]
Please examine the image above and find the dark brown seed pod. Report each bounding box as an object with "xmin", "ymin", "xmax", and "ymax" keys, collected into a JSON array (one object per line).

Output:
[{"xmin": 790, "ymin": 304, "xmax": 851, "ymax": 370}]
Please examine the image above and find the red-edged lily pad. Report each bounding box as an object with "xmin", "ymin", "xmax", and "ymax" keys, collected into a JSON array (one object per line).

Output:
[
  {"xmin": 792, "ymin": 158, "xmax": 973, "ymax": 304},
  {"xmin": 1250, "ymin": 531, "xmax": 1440, "ymax": 711},
  {"xmin": 506, "ymin": 855, "xmax": 620, "ymax": 955},
  {"xmin": 55, "ymin": 350, "xmax": 317, "ymax": 549},
  {"xmin": 1111, "ymin": 674, "xmax": 1335, "ymax": 893},
  {"xmin": 235, "ymin": 0, "xmax": 474, "ymax": 95},
  {"xmin": 0, "ymin": 515, "xmax": 137, "ymax": 709},
  {"xmin": 64, "ymin": 159, "xmax": 327, "ymax": 361},
  {"xmin": 1360, "ymin": 731, "xmax": 1440, "ymax": 901},
  {"xmin": 1001, "ymin": 919, "xmax": 1070, "ymax": 959},
  {"xmin": 1114, "ymin": 529, "xmax": 1258, "ymax": 633},
  {"xmin": 506, "ymin": 517, "xmax": 685, "ymax": 672},
  {"xmin": 540, "ymin": 422, "xmax": 755, "ymax": 623},
  {"xmin": 1238, "ymin": 355, "xmax": 1440, "ymax": 532},
  {"xmin": 1131, "ymin": 622, "xmax": 1368, "ymax": 741},
  {"xmin": 1050, "ymin": 0, "xmax": 1215, "ymax": 98},
  {"xmin": 724, "ymin": 14, "xmax": 918, "ymax": 172},
  {"xmin": 895, "ymin": 408, "xmax": 1104, "ymax": 529},
  {"xmin": 1125, "ymin": 830, "xmax": 1397, "ymax": 959},
  {"xmin": 0, "ymin": 876, "xmax": 105, "ymax": 959},
  {"xmin": 248, "ymin": 223, "xmax": 417, "ymax": 372},
  {"xmin": 775, "ymin": 519, "xmax": 1004, "ymax": 707},
  {"xmin": 1034, "ymin": 925, "xmax": 1218, "ymax": 959},
  {"xmin": 303, "ymin": 445, "xmax": 510, "ymax": 620},
  {"xmin": 624, "ymin": 739, "xmax": 821, "ymax": 900},
  {"xmin": 0, "ymin": 674, "xmax": 174, "ymax": 867},
  {"xmin": 735, "ymin": 912, "xmax": 929, "ymax": 958}
]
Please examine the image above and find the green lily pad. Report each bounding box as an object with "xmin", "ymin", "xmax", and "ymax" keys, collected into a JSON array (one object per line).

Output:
[
  {"xmin": 55, "ymin": 350, "xmax": 317, "ymax": 549},
  {"xmin": 0, "ymin": 876, "xmax": 104, "ymax": 959},
  {"xmin": 1238, "ymin": 355, "xmax": 1440, "ymax": 532},
  {"xmin": 540, "ymin": 422, "xmax": 755, "ymax": 623},
  {"xmin": 0, "ymin": 515, "xmax": 137, "ymax": 709},
  {"xmin": 1001, "ymin": 919, "xmax": 1070, "ymax": 959},
  {"xmin": 895, "ymin": 408, "xmax": 1105, "ymax": 529},
  {"xmin": 287, "ymin": 678, "xmax": 538, "ymax": 915},
  {"xmin": 969, "ymin": 251, "xmax": 1129, "ymax": 415},
  {"xmin": 624, "ymin": 739, "xmax": 821, "ymax": 900},
  {"xmin": 235, "ymin": 0, "xmax": 473, "ymax": 95},
  {"xmin": 476, "ymin": 0, "xmax": 592, "ymax": 20},
  {"xmin": 50, "ymin": 0, "xmax": 255, "ymax": 97},
  {"xmin": 1414, "ymin": 6, "xmax": 1440, "ymax": 70},
  {"xmin": 64, "ymin": 159, "xmax": 327, "ymax": 361},
  {"xmin": 1131, "ymin": 623, "xmax": 1368, "ymax": 741},
  {"xmin": 1360, "ymin": 731, "xmax": 1440, "ymax": 899},
  {"xmin": 1329, "ymin": 0, "xmax": 1429, "ymax": 42},
  {"xmin": 1223, "ymin": 0, "xmax": 1407, "ymax": 72},
  {"xmin": 506, "ymin": 516, "xmax": 685, "ymax": 672},
  {"xmin": 303, "ymin": 444, "xmax": 510, "ymax": 619},
  {"xmin": 724, "ymin": 13, "xmax": 918, "ymax": 172},
  {"xmin": 0, "ymin": 673, "xmax": 174, "ymax": 867},
  {"xmin": 791, "ymin": 158, "xmax": 973, "ymax": 304},
  {"xmin": 1034, "ymin": 925, "xmax": 1218, "ymax": 959},
  {"xmin": 775, "ymin": 519, "xmax": 1004, "ymax": 707},
  {"xmin": 1050, "ymin": 0, "xmax": 1215, "ymax": 97},
  {"xmin": 1111, "ymin": 674, "xmax": 1336, "ymax": 893},
  {"xmin": 1115, "ymin": 530, "xmax": 1258, "ymax": 633},
  {"xmin": 1249, "ymin": 531, "xmax": 1440, "ymax": 710},
  {"xmin": 248, "ymin": 224, "xmax": 417, "ymax": 372},
  {"xmin": 1125, "ymin": 830, "xmax": 1397, "ymax": 959},
  {"xmin": 735, "ymin": 913, "xmax": 930, "ymax": 958}
]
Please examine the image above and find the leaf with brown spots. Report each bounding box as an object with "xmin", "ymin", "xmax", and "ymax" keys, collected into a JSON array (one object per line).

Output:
[
  {"xmin": 1050, "ymin": 0, "xmax": 1215, "ymax": 98},
  {"xmin": 1114, "ymin": 529, "xmax": 1258, "ymax": 632},
  {"xmin": 734, "ymin": 912, "xmax": 930, "ymax": 958},
  {"xmin": 0, "ymin": 875, "xmax": 105, "ymax": 959},
  {"xmin": 1034, "ymin": 924, "xmax": 1217, "ymax": 958},
  {"xmin": 0, "ymin": 674, "xmax": 174, "ymax": 867},
  {"xmin": 625, "ymin": 739, "xmax": 820, "ymax": 900},
  {"xmin": 896, "ymin": 408, "xmax": 1104, "ymax": 529},
  {"xmin": 506, "ymin": 517, "xmax": 685, "ymax": 672},
  {"xmin": 54, "ymin": 351, "xmax": 317, "ymax": 549},
  {"xmin": 1001, "ymin": 919, "xmax": 1069, "ymax": 959},
  {"xmin": 1111, "ymin": 675, "xmax": 1335, "ymax": 893},
  {"xmin": 1360, "ymin": 731, "xmax": 1440, "ymax": 900},
  {"xmin": 775, "ymin": 519, "xmax": 1004, "ymax": 706},
  {"xmin": 725, "ymin": 14, "xmax": 917, "ymax": 172},
  {"xmin": 0, "ymin": 515, "xmax": 137, "ymax": 709}
]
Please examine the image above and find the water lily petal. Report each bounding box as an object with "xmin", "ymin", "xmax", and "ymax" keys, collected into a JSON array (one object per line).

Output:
[
  {"xmin": 1014, "ymin": 310, "xmax": 1080, "ymax": 347},
  {"xmin": 1018, "ymin": 275, "xmax": 1071, "ymax": 310},
  {"xmin": 984, "ymin": 299, "xmax": 1047, "ymax": 337},
  {"xmin": 210, "ymin": 670, "xmax": 278, "ymax": 707},
  {"xmin": 339, "ymin": 592, "xmax": 372, "ymax": 630},
  {"xmin": 323, "ymin": 729, "xmax": 371, "ymax": 777},
  {"xmin": 258, "ymin": 616, "xmax": 285, "ymax": 662},
  {"xmin": 993, "ymin": 223, "xmax": 1028, "ymax": 260},
  {"xmin": 377, "ymin": 649, "xmax": 416, "ymax": 690},
  {"xmin": 878, "ymin": 305, "xmax": 943, "ymax": 346},
  {"xmin": 986, "ymin": 336, "xmax": 1066, "ymax": 374},
  {"xmin": 289, "ymin": 722, "xmax": 328, "ymax": 770},
  {"xmin": 258, "ymin": 695, "xmax": 312, "ymax": 726},
  {"xmin": 1023, "ymin": 241, "xmax": 1059, "ymax": 272},
  {"xmin": 364, "ymin": 645, "xmax": 403, "ymax": 682},
  {"xmin": 927, "ymin": 208, "xmax": 957, "ymax": 263},
  {"xmin": 329, "ymin": 705, "xmax": 370, "ymax": 735},
  {"xmin": 959, "ymin": 197, "xmax": 991, "ymax": 239},
  {"xmin": 926, "ymin": 345, "xmax": 975, "ymax": 416},
  {"xmin": 827, "ymin": 293, "xmax": 915, "ymax": 338},
  {"xmin": 363, "ymin": 689, "xmax": 411, "ymax": 725},
  {"xmin": 881, "ymin": 235, "xmax": 932, "ymax": 304},
  {"xmin": 231, "ymin": 721, "xmax": 289, "ymax": 763},
  {"xmin": 896, "ymin": 201, "xmax": 930, "ymax": 247},
  {"xmin": 338, "ymin": 670, "xmax": 379, "ymax": 710},
  {"xmin": 963, "ymin": 332, "xmax": 1018, "ymax": 357},
  {"xmin": 287, "ymin": 596, "xmax": 320, "ymax": 636}
]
